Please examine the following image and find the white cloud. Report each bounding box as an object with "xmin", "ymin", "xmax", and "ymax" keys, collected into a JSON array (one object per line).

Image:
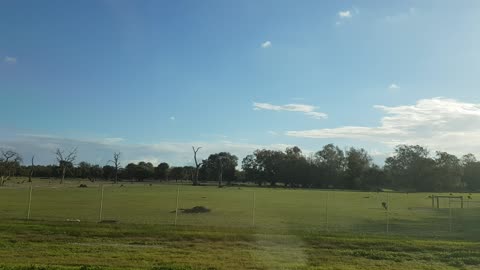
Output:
[
  {"xmin": 170, "ymin": 116, "xmax": 175, "ymax": 121},
  {"xmin": 338, "ymin": 10, "xmax": 352, "ymax": 19},
  {"xmin": 261, "ymin": 41, "xmax": 272, "ymax": 48},
  {"xmin": 253, "ymin": 102, "xmax": 328, "ymax": 119},
  {"xmin": 388, "ymin": 83, "xmax": 400, "ymax": 90},
  {"xmin": 286, "ymin": 97, "xmax": 480, "ymax": 156},
  {"xmin": 4, "ymin": 56, "xmax": 16, "ymax": 64}
]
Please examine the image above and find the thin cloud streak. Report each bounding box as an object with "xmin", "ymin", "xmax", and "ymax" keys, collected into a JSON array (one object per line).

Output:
[
  {"xmin": 253, "ymin": 102, "xmax": 327, "ymax": 119},
  {"xmin": 4, "ymin": 56, "xmax": 16, "ymax": 64}
]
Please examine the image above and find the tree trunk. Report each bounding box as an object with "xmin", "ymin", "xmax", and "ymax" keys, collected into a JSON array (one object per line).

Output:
[
  {"xmin": 61, "ymin": 167, "xmax": 66, "ymax": 184},
  {"xmin": 218, "ymin": 170, "xmax": 223, "ymax": 188},
  {"xmin": 193, "ymin": 167, "xmax": 199, "ymax": 186}
]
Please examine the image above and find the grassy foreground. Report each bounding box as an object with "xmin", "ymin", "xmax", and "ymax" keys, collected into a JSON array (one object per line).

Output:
[
  {"xmin": 1, "ymin": 179, "xmax": 480, "ymax": 269},
  {"xmin": 0, "ymin": 220, "xmax": 479, "ymax": 270},
  {"xmin": 1, "ymin": 178, "xmax": 479, "ymax": 238}
]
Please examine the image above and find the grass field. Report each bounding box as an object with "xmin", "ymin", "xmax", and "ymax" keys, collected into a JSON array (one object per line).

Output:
[{"xmin": 1, "ymin": 178, "xmax": 480, "ymax": 269}]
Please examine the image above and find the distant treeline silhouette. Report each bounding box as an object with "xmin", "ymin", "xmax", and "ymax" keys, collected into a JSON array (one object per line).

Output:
[{"xmin": 2, "ymin": 144, "xmax": 480, "ymax": 192}]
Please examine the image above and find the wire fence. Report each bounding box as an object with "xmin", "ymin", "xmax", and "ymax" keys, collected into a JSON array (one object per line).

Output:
[{"xmin": 1, "ymin": 182, "xmax": 479, "ymax": 238}]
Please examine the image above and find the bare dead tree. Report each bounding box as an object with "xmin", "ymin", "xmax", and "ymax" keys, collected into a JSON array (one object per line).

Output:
[
  {"xmin": 0, "ymin": 150, "xmax": 22, "ymax": 186},
  {"xmin": 28, "ymin": 155, "xmax": 35, "ymax": 182},
  {"xmin": 108, "ymin": 152, "xmax": 121, "ymax": 184},
  {"xmin": 55, "ymin": 147, "xmax": 77, "ymax": 184},
  {"xmin": 192, "ymin": 146, "xmax": 203, "ymax": 186}
]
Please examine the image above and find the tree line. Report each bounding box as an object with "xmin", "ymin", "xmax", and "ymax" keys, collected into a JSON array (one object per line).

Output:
[{"xmin": 1, "ymin": 144, "xmax": 480, "ymax": 191}]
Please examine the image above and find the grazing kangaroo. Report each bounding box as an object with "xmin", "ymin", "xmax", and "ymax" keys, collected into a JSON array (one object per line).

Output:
[{"xmin": 382, "ymin": 202, "xmax": 388, "ymax": 210}]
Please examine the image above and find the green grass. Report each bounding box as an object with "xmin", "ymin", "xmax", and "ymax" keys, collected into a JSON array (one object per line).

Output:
[
  {"xmin": 0, "ymin": 220, "xmax": 479, "ymax": 269},
  {"xmin": 1, "ymin": 178, "xmax": 480, "ymax": 269},
  {"xmin": 2, "ymin": 178, "xmax": 479, "ymax": 238}
]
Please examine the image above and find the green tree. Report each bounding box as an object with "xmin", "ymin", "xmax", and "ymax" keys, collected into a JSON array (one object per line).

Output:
[
  {"xmin": 124, "ymin": 162, "xmax": 154, "ymax": 181},
  {"xmin": 345, "ymin": 147, "xmax": 372, "ymax": 189},
  {"xmin": 242, "ymin": 154, "xmax": 262, "ymax": 185},
  {"xmin": 169, "ymin": 167, "xmax": 184, "ymax": 181},
  {"xmin": 155, "ymin": 162, "xmax": 169, "ymax": 180},
  {"xmin": 384, "ymin": 145, "xmax": 433, "ymax": 190},
  {"xmin": 278, "ymin": 146, "xmax": 310, "ymax": 187},
  {"xmin": 312, "ymin": 144, "xmax": 346, "ymax": 188},
  {"xmin": 102, "ymin": 165, "xmax": 115, "ymax": 180},
  {"xmin": 359, "ymin": 165, "xmax": 388, "ymax": 190},
  {"xmin": 204, "ymin": 152, "xmax": 238, "ymax": 187},
  {"xmin": 434, "ymin": 151, "xmax": 463, "ymax": 191},
  {"xmin": 253, "ymin": 149, "xmax": 285, "ymax": 186},
  {"xmin": 462, "ymin": 154, "xmax": 480, "ymax": 191}
]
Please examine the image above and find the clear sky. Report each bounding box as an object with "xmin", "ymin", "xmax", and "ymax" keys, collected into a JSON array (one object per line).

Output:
[{"xmin": 1, "ymin": 0, "xmax": 480, "ymax": 166}]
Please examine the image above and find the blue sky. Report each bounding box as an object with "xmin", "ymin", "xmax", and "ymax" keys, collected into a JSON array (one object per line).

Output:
[{"xmin": 1, "ymin": 0, "xmax": 480, "ymax": 165}]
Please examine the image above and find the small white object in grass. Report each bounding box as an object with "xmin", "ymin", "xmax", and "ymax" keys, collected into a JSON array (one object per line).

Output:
[{"xmin": 66, "ymin": 219, "xmax": 80, "ymax": 222}]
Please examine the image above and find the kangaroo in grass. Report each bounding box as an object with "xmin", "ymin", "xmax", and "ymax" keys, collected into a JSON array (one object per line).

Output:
[{"xmin": 382, "ymin": 202, "xmax": 388, "ymax": 210}]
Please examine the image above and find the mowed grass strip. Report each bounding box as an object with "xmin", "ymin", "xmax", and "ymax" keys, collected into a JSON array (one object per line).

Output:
[{"xmin": 0, "ymin": 220, "xmax": 479, "ymax": 269}]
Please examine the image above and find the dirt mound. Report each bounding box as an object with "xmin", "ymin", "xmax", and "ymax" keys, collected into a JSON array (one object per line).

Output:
[
  {"xmin": 99, "ymin": 219, "xmax": 118, "ymax": 224},
  {"xmin": 181, "ymin": 206, "xmax": 211, "ymax": 214}
]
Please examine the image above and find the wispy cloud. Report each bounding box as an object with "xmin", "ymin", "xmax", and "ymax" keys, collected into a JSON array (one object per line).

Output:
[
  {"xmin": 253, "ymin": 102, "xmax": 327, "ymax": 120},
  {"xmin": 268, "ymin": 131, "xmax": 279, "ymax": 136},
  {"xmin": 261, "ymin": 41, "xmax": 272, "ymax": 48},
  {"xmin": 385, "ymin": 7, "xmax": 416, "ymax": 23},
  {"xmin": 336, "ymin": 8, "xmax": 358, "ymax": 25},
  {"xmin": 4, "ymin": 56, "xmax": 17, "ymax": 64},
  {"xmin": 388, "ymin": 83, "xmax": 400, "ymax": 90},
  {"xmin": 170, "ymin": 116, "xmax": 175, "ymax": 121},
  {"xmin": 286, "ymin": 97, "xmax": 480, "ymax": 155},
  {"xmin": 338, "ymin": 10, "xmax": 352, "ymax": 19}
]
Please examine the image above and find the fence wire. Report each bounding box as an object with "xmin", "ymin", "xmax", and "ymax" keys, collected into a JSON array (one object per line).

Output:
[{"xmin": 1, "ymin": 183, "xmax": 479, "ymax": 238}]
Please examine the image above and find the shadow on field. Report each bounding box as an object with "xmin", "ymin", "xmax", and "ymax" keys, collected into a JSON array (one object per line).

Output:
[
  {"xmin": 300, "ymin": 232, "xmax": 480, "ymax": 269},
  {"xmin": 342, "ymin": 209, "xmax": 480, "ymax": 241}
]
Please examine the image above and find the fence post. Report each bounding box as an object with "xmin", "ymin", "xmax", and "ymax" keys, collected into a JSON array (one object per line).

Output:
[
  {"xmin": 325, "ymin": 191, "xmax": 329, "ymax": 232},
  {"xmin": 98, "ymin": 184, "xmax": 104, "ymax": 222},
  {"xmin": 449, "ymin": 198, "xmax": 452, "ymax": 233},
  {"xmin": 26, "ymin": 184, "xmax": 33, "ymax": 220},
  {"xmin": 386, "ymin": 192, "xmax": 390, "ymax": 234},
  {"xmin": 174, "ymin": 186, "xmax": 180, "ymax": 226},
  {"xmin": 252, "ymin": 191, "xmax": 256, "ymax": 227}
]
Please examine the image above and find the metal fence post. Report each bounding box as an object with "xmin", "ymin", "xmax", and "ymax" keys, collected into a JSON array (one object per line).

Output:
[
  {"xmin": 252, "ymin": 191, "xmax": 256, "ymax": 227},
  {"xmin": 449, "ymin": 198, "xmax": 452, "ymax": 233},
  {"xmin": 386, "ymin": 193, "xmax": 390, "ymax": 234},
  {"xmin": 98, "ymin": 184, "xmax": 104, "ymax": 222},
  {"xmin": 325, "ymin": 191, "xmax": 329, "ymax": 232},
  {"xmin": 174, "ymin": 186, "xmax": 180, "ymax": 226},
  {"xmin": 26, "ymin": 185, "xmax": 33, "ymax": 220}
]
